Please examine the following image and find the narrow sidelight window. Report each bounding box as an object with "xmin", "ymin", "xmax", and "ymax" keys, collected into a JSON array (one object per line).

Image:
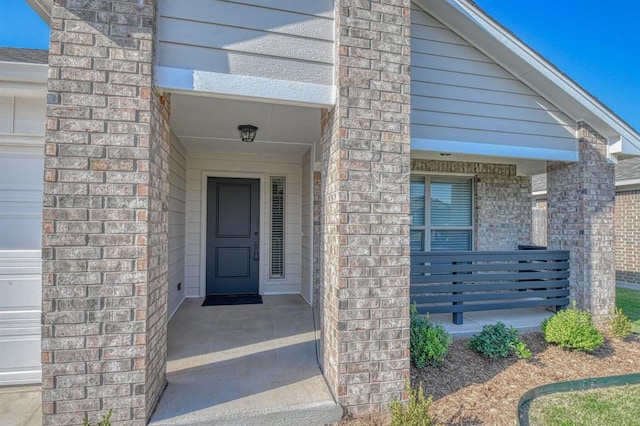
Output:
[{"xmin": 270, "ymin": 176, "xmax": 285, "ymax": 278}]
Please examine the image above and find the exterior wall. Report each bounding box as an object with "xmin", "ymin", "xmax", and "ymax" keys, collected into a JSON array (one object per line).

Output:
[
  {"xmin": 411, "ymin": 159, "xmax": 532, "ymax": 250},
  {"xmin": 615, "ymin": 190, "xmax": 640, "ymax": 283},
  {"xmin": 313, "ymin": 170, "xmax": 322, "ymax": 307},
  {"xmin": 42, "ymin": 1, "xmax": 170, "ymax": 423},
  {"xmin": 320, "ymin": 0, "xmax": 411, "ymax": 416},
  {"xmin": 410, "ymin": 4, "xmax": 577, "ymax": 156},
  {"xmin": 156, "ymin": 0, "xmax": 334, "ymax": 88},
  {"xmin": 0, "ymin": 73, "xmax": 46, "ymax": 385},
  {"xmin": 547, "ymin": 123, "xmax": 615, "ymax": 324},
  {"xmin": 146, "ymin": 90, "xmax": 171, "ymax": 418},
  {"xmin": 534, "ymin": 192, "xmax": 640, "ymax": 284},
  {"xmin": 185, "ymin": 149, "xmax": 302, "ymax": 297},
  {"xmin": 301, "ymin": 148, "xmax": 313, "ymax": 304},
  {"xmin": 168, "ymin": 133, "xmax": 186, "ymax": 318}
]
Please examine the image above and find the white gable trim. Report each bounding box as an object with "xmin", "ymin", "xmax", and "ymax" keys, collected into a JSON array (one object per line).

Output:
[
  {"xmin": 25, "ymin": 0, "xmax": 52, "ymax": 23},
  {"xmin": 414, "ymin": 0, "xmax": 640, "ymax": 157}
]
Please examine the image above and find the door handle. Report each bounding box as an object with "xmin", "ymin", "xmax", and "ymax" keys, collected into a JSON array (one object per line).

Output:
[{"xmin": 254, "ymin": 238, "xmax": 259, "ymax": 261}]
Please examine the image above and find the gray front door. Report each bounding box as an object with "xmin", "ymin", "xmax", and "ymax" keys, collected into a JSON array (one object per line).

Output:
[{"xmin": 206, "ymin": 178, "xmax": 260, "ymax": 295}]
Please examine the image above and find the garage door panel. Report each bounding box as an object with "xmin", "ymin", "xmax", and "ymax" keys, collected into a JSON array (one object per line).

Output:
[{"xmin": 0, "ymin": 251, "xmax": 42, "ymax": 385}]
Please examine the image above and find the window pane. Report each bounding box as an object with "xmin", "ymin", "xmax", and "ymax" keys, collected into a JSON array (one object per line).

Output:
[
  {"xmin": 410, "ymin": 177, "xmax": 425, "ymax": 226},
  {"xmin": 270, "ymin": 177, "xmax": 285, "ymax": 278},
  {"xmin": 430, "ymin": 230, "xmax": 472, "ymax": 251},
  {"xmin": 411, "ymin": 230, "xmax": 425, "ymax": 252},
  {"xmin": 430, "ymin": 178, "xmax": 472, "ymax": 227}
]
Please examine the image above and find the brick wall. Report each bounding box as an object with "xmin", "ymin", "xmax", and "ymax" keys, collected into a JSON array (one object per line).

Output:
[
  {"xmin": 534, "ymin": 192, "xmax": 640, "ymax": 284},
  {"xmin": 42, "ymin": 1, "xmax": 168, "ymax": 424},
  {"xmin": 614, "ymin": 190, "xmax": 640, "ymax": 284},
  {"xmin": 145, "ymin": 89, "xmax": 170, "ymax": 417},
  {"xmin": 320, "ymin": 0, "xmax": 411, "ymax": 416},
  {"xmin": 411, "ymin": 160, "xmax": 532, "ymax": 250},
  {"xmin": 313, "ymin": 170, "xmax": 322, "ymax": 307},
  {"xmin": 547, "ymin": 122, "xmax": 615, "ymax": 323}
]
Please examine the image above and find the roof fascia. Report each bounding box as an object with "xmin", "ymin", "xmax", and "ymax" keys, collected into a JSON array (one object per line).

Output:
[
  {"xmin": 26, "ymin": 0, "xmax": 52, "ymax": 24},
  {"xmin": 0, "ymin": 61, "xmax": 48, "ymax": 84}
]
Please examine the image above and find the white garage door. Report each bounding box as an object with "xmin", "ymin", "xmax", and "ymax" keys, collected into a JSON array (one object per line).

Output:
[
  {"xmin": 0, "ymin": 135, "xmax": 44, "ymax": 385},
  {"xmin": 0, "ymin": 251, "xmax": 41, "ymax": 385}
]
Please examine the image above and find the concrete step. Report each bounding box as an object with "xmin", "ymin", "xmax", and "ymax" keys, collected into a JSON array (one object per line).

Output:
[{"xmin": 150, "ymin": 398, "xmax": 344, "ymax": 426}]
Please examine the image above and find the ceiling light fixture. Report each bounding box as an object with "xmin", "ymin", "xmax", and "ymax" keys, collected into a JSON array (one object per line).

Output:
[{"xmin": 237, "ymin": 124, "xmax": 258, "ymax": 142}]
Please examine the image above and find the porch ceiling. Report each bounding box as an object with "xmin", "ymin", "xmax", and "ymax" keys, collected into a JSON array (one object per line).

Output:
[{"xmin": 169, "ymin": 93, "xmax": 321, "ymax": 156}]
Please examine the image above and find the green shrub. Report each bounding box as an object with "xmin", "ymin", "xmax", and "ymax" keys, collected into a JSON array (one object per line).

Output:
[
  {"xmin": 512, "ymin": 340, "xmax": 533, "ymax": 359},
  {"xmin": 389, "ymin": 379, "xmax": 436, "ymax": 426},
  {"xmin": 611, "ymin": 308, "xmax": 633, "ymax": 340},
  {"xmin": 541, "ymin": 304, "xmax": 604, "ymax": 351},
  {"xmin": 83, "ymin": 410, "xmax": 112, "ymax": 426},
  {"xmin": 410, "ymin": 305, "xmax": 452, "ymax": 368},
  {"xmin": 468, "ymin": 321, "xmax": 527, "ymax": 358}
]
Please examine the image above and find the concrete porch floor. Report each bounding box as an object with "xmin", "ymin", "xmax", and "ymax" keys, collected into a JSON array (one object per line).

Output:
[
  {"xmin": 429, "ymin": 306, "xmax": 554, "ymax": 338},
  {"xmin": 149, "ymin": 295, "xmax": 343, "ymax": 426}
]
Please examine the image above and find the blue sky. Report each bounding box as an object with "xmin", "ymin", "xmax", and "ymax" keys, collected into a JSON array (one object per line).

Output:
[
  {"xmin": 474, "ymin": 0, "xmax": 639, "ymax": 131},
  {"xmin": 1, "ymin": 0, "xmax": 638, "ymax": 130}
]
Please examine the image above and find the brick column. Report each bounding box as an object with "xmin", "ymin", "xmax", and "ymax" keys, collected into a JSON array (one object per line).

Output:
[
  {"xmin": 42, "ymin": 1, "xmax": 170, "ymax": 424},
  {"xmin": 320, "ymin": 0, "xmax": 411, "ymax": 416},
  {"xmin": 547, "ymin": 122, "xmax": 615, "ymax": 324}
]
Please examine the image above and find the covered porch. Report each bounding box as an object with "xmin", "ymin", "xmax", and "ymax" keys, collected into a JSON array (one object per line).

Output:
[{"xmin": 149, "ymin": 295, "xmax": 342, "ymax": 426}]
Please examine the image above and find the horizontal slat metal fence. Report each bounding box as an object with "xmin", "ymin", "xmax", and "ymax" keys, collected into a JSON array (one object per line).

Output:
[{"xmin": 410, "ymin": 250, "xmax": 570, "ymax": 324}]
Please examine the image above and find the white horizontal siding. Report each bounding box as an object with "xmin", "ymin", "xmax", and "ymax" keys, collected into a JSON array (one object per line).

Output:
[
  {"xmin": 0, "ymin": 251, "xmax": 42, "ymax": 385},
  {"xmin": 168, "ymin": 133, "xmax": 187, "ymax": 319},
  {"xmin": 410, "ymin": 4, "xmax": 577, "ymax": 156},
  {"xmin": 185, "ymin": 147, "xmax": 303, "ymax": 297},
  {"xmin": 157, "ymin": 0, "xmax": 334, "ymax": 87}
]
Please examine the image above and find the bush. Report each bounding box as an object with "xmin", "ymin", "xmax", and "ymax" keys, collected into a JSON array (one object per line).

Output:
[
  {"xmin": 512, "ymin": 340, "xmax": 533, "ymax": 359},
  {"xmin": 541, "ymin": 304, "xmax": 604, "ymax": 351},
  {"xmin": 611, "ymin": 307, "xmax": 633, "ymax": 340},
  {"xmin": 410, "ymin": 305, "xmax": 452, "ymax": 368},
  {"xmin": 389, "ymin": 379, "xmax": 436, "ymax": 426},
  {"xmin": 468, "ymin": 321, "xmax": 530, "ymax": 358},
  {"xmin": 83, "ymin": 410, "xmax": 112, "ymax": 426}
]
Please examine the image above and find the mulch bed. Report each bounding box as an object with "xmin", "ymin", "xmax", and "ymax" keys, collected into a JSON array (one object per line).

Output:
[{"xmin": 336, "ymin": 332, "xmax": 640, "ymax": 425}]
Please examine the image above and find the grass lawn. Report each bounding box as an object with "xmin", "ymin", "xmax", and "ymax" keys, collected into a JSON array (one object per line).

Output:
[
  {"xmin": 529, "ymin": 385, "xmax": 640, "ymax": 426},
  {"xmin": 616, "ymin": 288, "xmax": 640, "ymax": 334}
]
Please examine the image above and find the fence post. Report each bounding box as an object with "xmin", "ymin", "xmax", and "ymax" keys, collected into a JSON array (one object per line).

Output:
[{"xmin": 452, "ymin": 261, "xmax": 463, "ymax": 325}]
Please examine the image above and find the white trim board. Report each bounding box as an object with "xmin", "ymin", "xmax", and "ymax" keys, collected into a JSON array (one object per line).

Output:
[
  {"xmin": 411, "ymin": 138, "xmax": 579, "ymax": 162},
  {"xmin": 156, "ymin": 66, "xmax": 335, "ymax": 108}
]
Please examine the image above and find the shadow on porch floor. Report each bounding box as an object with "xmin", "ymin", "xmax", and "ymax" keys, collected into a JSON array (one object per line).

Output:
[{"xmin": 149, "ymin": 295, "xmax": 343, "ymax": 426}]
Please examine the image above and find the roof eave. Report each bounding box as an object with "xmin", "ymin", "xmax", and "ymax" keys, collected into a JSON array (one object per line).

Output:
[{"xmin": 26, "ymin": 0, "xmax": 52, "ymax": 24}]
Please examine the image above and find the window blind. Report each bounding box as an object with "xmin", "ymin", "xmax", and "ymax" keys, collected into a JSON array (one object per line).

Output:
[{"xmin": 270, "ymin": 177, "xmax": 285, "ymax": 278}]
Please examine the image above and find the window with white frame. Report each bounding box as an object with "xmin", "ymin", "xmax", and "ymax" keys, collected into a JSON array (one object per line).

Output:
[
  {"xmin": 410, "ymin": 176, "xmax": 473, "ymax": 252},
  {"xmin": 270, "ymin": 176, "xmax": 285, "ymax": 278}
]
